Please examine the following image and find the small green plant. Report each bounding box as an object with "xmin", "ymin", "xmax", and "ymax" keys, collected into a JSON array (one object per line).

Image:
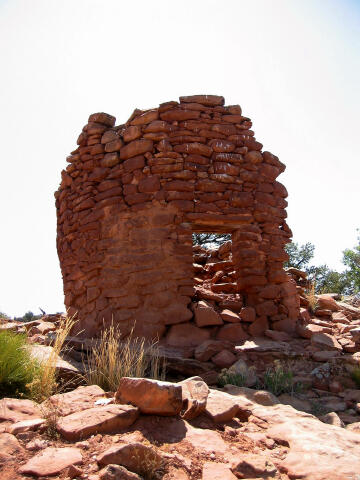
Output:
[
  {"xmin": 218, "ymin": 370, "xmax": 247, "ymax": 388},
  {"xmin": 351, "ymin": 367, "xmax": 360, "ymax": 388},
  {"xmin": 0, "ymin": 330, "xmax": 40, "ymax": 397},
  {"xmin": 262, "ymin": 361, "xmax": 301, "ymax": 396},
  {"xmin": 310, "ymin": 400, "xmax": 328, "ymax": 417},
  {"xmin": 40, "ymin": 402, "xmax": 61, "ymax": 439},
  {"xmin": 83, "ymin": 323, "xmax": 166, "ymax": 392}
]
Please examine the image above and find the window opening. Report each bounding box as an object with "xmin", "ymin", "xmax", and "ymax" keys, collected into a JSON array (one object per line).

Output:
[{"xmin": 192, "ymin": 232, "xmax": 236, "ymax": 294}]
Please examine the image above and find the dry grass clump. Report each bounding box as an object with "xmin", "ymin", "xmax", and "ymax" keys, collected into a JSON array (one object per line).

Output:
[
  {"xmin": 83, "ymin": 323, "xmax": 166, "ymax": 392},
  {"xmin": 306, "ymin": 282, "xmax": 318, "ymax": 312},
  {"xmin": 27, "ymin": 314, "xmax": 76, "ymax": 402}
]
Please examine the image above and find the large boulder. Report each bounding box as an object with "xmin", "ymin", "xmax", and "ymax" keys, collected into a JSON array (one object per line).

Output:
[
  {"xmin": 115, "ymin": 377, "xmax": 183, "ymax": 416},
  {"xmin": 250, "ymin": 403, "xmax": 360, "ymax": 479}
]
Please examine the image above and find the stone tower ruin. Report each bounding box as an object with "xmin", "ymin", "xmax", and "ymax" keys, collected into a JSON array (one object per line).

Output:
[{"xmin": 55, "ymin": 95, "xmax": 299, "ymax": 343}]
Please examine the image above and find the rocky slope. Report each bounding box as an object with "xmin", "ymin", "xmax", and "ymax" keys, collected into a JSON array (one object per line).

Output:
[{"xmin": 1, "ymin": 378, "xmax": 360, "ymax": 480}]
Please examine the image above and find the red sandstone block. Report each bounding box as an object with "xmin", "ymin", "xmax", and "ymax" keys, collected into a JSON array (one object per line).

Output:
[
  {"xmin": 173, "ymin": 143, "xmax": 212, "ymax": 157},
  {"xmin": 123, "ymin": 125, "xmax": 141, "ymax": 143},
  {"xmin": 95, "ymin": 187, "xmax": 123, "ymax": 202},
  {"xmin": 105, "ymin": 138, "xmax": 123, "ymax": 153},
  {"xmin": 260, "ymin": 164, "xmax": 281, "ymax": 181},
  {"xmin": 166, "ymin": 191, "xmax": 194, "ymax": 201},
  {"xmin": 163, "ymin": 180, "xmax": 194, "ymax": 192},
  {"xmin": 214, "ymin": 162, "xmax": 240, "ymax": 176},
  {"xmin": 101, "ymin": 152, "xmax": 119, "ymax": 168},
  {"xmin": 130, "ymin": 109, "xmax": 159, "ymax": 126},
  {"xmin": 123, "ymin": 155, "xmax": 145, "ymax": 173},
  {"xmin": 88, "ymin": 112, "xmax": 116, "ymax": 127},
  {"xmin": 138, "ymin": 176, "xmax": 160, "ymax": 193},
  {"xmin": 125, "ymin": 193, "xmax": 151, "ymax": 205},
  {"xmin": 88, "ymin": 168, "xmax": 109, "ymax": 182},
  {"xmin": 209, "ymin": 139, "xmax": 235, "ymax": 153},
  {"xmin": 179, "ymin": 95, "xmax": 225, "ymax": 106},
  {"xmin": 221, "ymin": 114, "xmax": 244, "ymax": 123},
  {"xmin": 151, "ymin": 164, "xmax": 183, "ymax": 174},
  {"xmin": 101, "ymin": 130, "xmax": 118, "ymax": 144},
  {"xmin": 168, "ymin": 200, "xmax": 194, "ymax": 212},
  {"xmin": 97, "ymin": 180, "xmax": 120, "ymax": 192},
  {"xmin": 195, "ymin": 180, "xmax": 226, "ymax": 192},
  {"xmin": 199, "ymin": 129, "xmax": 226, "ymax": 139},
  {"xmin": 160, "ymin": 109, "xmax": 201, "ymax": 121},
  {"xmin": 87, "ymin": 122, "xmax": 108, "ymax": 135},
  {"xmin": 120, "ymin": 139, "xmax": 153, "ymax": 160},
  {"xmin": 216, "ymin": 323, "xmax": 249, "ymax": 343},
  {"xmin": 144, "ymin": 120, "xmax": 174, "ymax": 133}
]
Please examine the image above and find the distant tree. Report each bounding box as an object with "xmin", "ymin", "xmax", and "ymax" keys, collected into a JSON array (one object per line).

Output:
[
  {"xmin": 193, "ymin": 233, "xmax": 231, "ymax": 249},
  {"xmin": 307, "ymin": 265, "xmax": 352, "ymax": 294},
  {"xmin": 284, "ymin": 238, "xmax": 357, "ymax": 295},
  {"xmin": 23, "ymin": 311, "xmax": 35, "ymax": 322},
  {"xmin": 284, "ymin": 242, "xmax": 315, "ymax": 270},
  {"xmin": 342, "ymin": 230, "xmax": 360, "ymax": 294},
  {"xmin": 0, "ymin": 312, "xmax": 10, "ymax": 320}
]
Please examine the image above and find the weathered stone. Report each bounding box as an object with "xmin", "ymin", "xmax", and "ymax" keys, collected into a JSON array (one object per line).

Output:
[
  {"xmin": 220, "ymin": 309, "xmax": 240, "ymax": 323},
  {"xmin": 311, "ymin": 332, "xmax": 343, "ymax": 351},
  {"xmin": 194, "ymin": 300, "xmax": 223, "ymax": 327},
  {"xmin": 194, "ymin": 339, "xmax": 233, "ymax": 362},
  {"xmin": 57, "ymin": 404, "xmax": 139, "ymax": 440},
  {"xmin": 115, "ymin": 377, "xmax": 183, "ymax": 416},
  {"xmin": 44, "ymin": 385, "xmax": 106, "ymax": 416},
  {"xmin": 179, "ymin": 376, "xmax": 209, "ymax": 419},
  {"xmin": 97, "ymin": 443, "xmax": 164, "ymax": 476},
  {"xmin": 120, "ymin": 139, "xmax": 153, "ymax": 160},
  {"xmin": 211, "ymin": 349, "xmax": 237, "ymax": 368},
  {"xmin": 7, "ymin": 418, "xmax": 45, "ymax": 435},
  {"xmin": 19, "ymin": 447, "xmax": 82, "ymax": 476},
  {"xmin": 99, "ymin": 464, "xmax": 142, "ymax": 480},
  {"xmin": 317, "ymin": 294, "xmax": 341, "ymax": 312},
  {"xmin": 0, "ymin": 433, "xmax": 23, "ymax": 462},
  {"xmin": 205, "ymin": 390, "xmax": 240, "ymax": 423},
  {"xmin": 202, "ymin": 462, "xmax": 237, "ymax": 480},
  {"xmin": 0, "ymin": 398, "xmax": 41, "ymax": 423},
  {"xmin": 216, "ymin": 323, "xmax": 249, "ymax": 343},
  {"xmin": 166, "ymin": 324, "xmax": 211, "ymax": 347}
]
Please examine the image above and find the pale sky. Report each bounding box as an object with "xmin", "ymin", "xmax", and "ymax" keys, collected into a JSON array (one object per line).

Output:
[{"xmin": 0, "ymin": 0, "xmax": 359, "ymax": 317}]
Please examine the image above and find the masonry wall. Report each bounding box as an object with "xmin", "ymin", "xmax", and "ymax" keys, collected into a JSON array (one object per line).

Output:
[{"xmin": 55, "ymin": 95, "xmax": 299, "ymax": 342}]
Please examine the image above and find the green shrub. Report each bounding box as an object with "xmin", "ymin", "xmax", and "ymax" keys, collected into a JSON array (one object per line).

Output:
[
  {"xmin": 262, "ymin": 361, "xmax": 300, "ymax": 396},
  {"xmin": 0, "ymin": 330, "xmax": 40, "ymax": 397},
  {"xmin": 351, "ymin": 367, "xmax": 360, "ymax": 388},
  {"xmin": 218, "ymin": 370, "xmax": 247, "ymax": 388}
]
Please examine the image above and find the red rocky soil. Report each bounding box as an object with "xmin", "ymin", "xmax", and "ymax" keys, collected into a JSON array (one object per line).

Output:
[{"xmin": 1, "ymin": 378, "xmax": 360, "ymax": 480}]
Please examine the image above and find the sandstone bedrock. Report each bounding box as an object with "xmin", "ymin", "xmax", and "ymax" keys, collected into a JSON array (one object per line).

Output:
[{"xmin": 55, "ymin": 94, "xmax": 299, "ymax": 341}]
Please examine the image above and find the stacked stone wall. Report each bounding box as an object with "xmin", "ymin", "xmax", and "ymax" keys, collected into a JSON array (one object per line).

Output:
[{"xmin": 55, "ymin": 95, "xmax": 300, "ymax": 342}]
